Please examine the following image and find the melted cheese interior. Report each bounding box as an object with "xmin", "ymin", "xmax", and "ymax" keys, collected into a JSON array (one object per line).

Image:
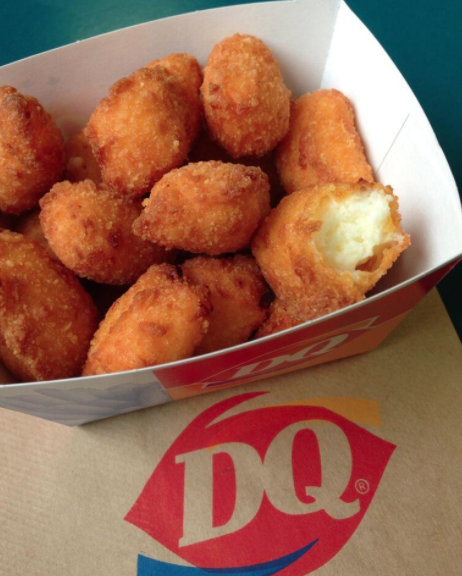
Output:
[{"xmin": 313, "ymin": 190, "xmax": 398, "ymax": 272}]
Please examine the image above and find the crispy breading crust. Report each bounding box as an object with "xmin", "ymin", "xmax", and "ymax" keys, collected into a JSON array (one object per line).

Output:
[
  {"xmin": 201, "ymin": 34, "xmax": 291, "ymax": 158},
  {"xmin": 145, "ymin": 53, "xmax": 202, "ymax": 143},
  {"xmin": 0, "ymin": 86, "xmax": 65, "ymax": 214},
  {"xmin": 276, "ymin": 90, "xmax": 374, "ymax": 194},
  {"xmin": 40, "ymin": 180, "xmax": 174, "ymax": 285},
  {"xmin": 133, "ymin": 161, "xmax": 271, "ymax": 255},
  {"xmin": 182, "ymin": 255, "xmax": 268, "ymax": 354},
  {"xmin": 0, "ymin": 230, "xmax": 98, "ymax": 382},
  {"xmin": 64, "ymin": 129, "xmax": 102, "ymax": 183},
  {"xmin": 86, "ymin": 65, "xmax": 198, "ymax": 198},
  {"xmin": 82, "ymin": 264, "xmax": 211, "ymax": 376},
  {"xmin": 252, "ymin": 182, "xmax": 410, "ymax": 322}
]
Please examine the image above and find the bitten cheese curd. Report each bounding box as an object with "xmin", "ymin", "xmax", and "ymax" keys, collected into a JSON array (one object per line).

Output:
[
  {"xmin": 252, "ymin": 182, "xmax": 410, "ymax": 324},
  {"xmin": 313, "ymin": 190, "xmax": 398, "ymax": 273}
]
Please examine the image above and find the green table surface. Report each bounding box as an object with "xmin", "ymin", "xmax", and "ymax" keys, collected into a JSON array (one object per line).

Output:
[{"xmin": 1, "ymin": 0, "xmax": 461, "ymax": 339}]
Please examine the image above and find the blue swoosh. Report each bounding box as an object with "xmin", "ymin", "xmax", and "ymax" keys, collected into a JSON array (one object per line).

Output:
[{"xmin": 138, "ymin": 539, "xmax": 318, "ymax": 575}]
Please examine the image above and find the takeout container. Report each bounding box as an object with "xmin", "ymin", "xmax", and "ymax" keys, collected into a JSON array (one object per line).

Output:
[{"xmin": 0, "ymin": 0, "xmax": 461, "ymax": 426}]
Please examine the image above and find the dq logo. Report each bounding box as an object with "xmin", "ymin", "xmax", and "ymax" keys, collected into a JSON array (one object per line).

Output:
[
  {"xmin": 126, "ymin": 392, "xmax": 395, "ymax": 575},
  {"xmin": 155, "ymin": 316, "xmax": 384, "ymax": 391}
]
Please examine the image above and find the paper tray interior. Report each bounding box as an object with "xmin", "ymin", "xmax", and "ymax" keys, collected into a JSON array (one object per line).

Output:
[{"xmin": 0, "ymin": 0, "xmax": 461, "ymax": 389}]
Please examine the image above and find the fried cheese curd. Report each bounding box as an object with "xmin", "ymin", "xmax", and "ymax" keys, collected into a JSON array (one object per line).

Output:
[
  {"xmin": 252, "ymin": 182, "xmax": 410, "ymax": 322},
  {"xmin": 133, "ymin": 161, "xmax": 271, "ymax": 255},
  {"xmin": 39, "ymin": 180, "xmax": 173, "ymax": 285},
  {"xmin": 182, "ymin": 255, "xmax": 268, "ymax": 354},
  {"xmin": 86, "ymin": 59, "xmax": 201, "ymax": 199},
  {"xmin": 0, "ymin": 86, "xmax": 65, "ymax": 214},
  {"xmin": 15, "ymin": 209, "xmax": 57, "ymax": 260},
  {"xmin": 276, "ymin": 90, "xmax": 374, "ymax": 194},
  {"xmin": 64, "ymin": 129, "xmax": 102, "ymax": 183},
  {"xmin": 82, "ymin": 264, "xmax": 211, "ymax": 376},
  {"xmin": 201, "ymin": 34, "xmax": 291, "ymax": 158},
  {"xmin": 0, "ymin": 230, "xmax": 98, "ymax": 382}
]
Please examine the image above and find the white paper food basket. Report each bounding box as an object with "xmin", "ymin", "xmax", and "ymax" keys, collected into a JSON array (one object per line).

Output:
[{"xmin": 0, "ymin": 0, "xmax": 461, "ymax": 425}]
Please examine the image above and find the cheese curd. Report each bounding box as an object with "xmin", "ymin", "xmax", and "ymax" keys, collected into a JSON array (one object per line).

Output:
[{"xmin": 252, "ymin": 182, "xmax": 411, "ymax": 323}]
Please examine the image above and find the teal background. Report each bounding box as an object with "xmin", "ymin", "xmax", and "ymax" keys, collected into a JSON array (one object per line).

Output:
[{"xmin": 1, "ymin": 0, "xmax": 461, "ymax": 338}]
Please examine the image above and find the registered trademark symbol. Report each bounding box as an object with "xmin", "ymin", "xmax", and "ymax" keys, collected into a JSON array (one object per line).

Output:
[{"xmin": 355, "ymin": 479, "xmax": 370, "ymax": 494}]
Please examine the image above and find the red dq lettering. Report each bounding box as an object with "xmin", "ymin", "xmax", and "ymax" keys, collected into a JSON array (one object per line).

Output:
[{"xmin": 126, "ymin": 392, "xmax": 395, "ymax": 575}]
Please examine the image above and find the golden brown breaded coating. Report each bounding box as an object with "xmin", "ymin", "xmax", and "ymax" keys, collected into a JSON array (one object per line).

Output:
[
  {"xmin": 0, "ymin": 86, "xmax": 65, "ymax": 214},
  {"xmin": 0, "ymin": 230, "xmax": 98, "ymax": 382},
  {"xmin": 146, "ymin": 53, "xmax": 202, "ymax": 142},
  {"xmin": 82, "ymin": 264, "xmax": 211, "ymax": 376},
  {"xmin": 277, "ymin": 90, "xmax": 374, "ymax": 194},
  {"xmin": 15, "ymin": 209, "xmax": 57, "ymax": 259},
  {"xmin": 252, "ymin": 182, "xmax": 410, "ymax": 322},
  {"xmin": 182, "ymin": 255, "xmax": 267, "ymax": 354},
  {"xmin": 189, "ymin": 127, "xmax": 285, "ymax": 207},
  {"xmin": 133, "ymin": 161, "xmax": 271, "ymax": 255},
  {"xmin": 86, "ymin": 66, "xmax": 194, "ymax": 199},
  {"xmin": 201, "ymin": 34, "xmax": 291, "ymax": 158},
  {"xmin": 256, "ymin": 299, "xmax": 301, "ymax": 338},
  {"xmin": 39, "ymin": 180, "xmax": 173, "ymax": 285},
  {"xmin": 65, "ymin": 129, "xmax": 102, "ymax": 183}
]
